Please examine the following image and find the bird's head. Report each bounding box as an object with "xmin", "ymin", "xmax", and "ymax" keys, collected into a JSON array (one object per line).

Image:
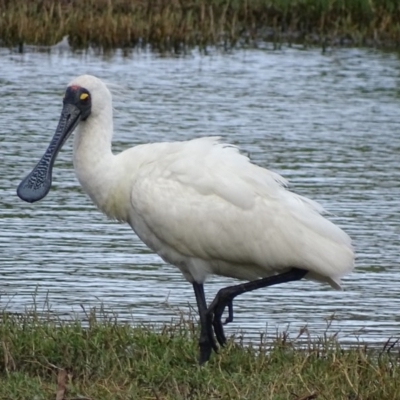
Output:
[
  {"xmin": 66, "ymin": 74, "xmax": 112, "ymax": 119},
  {"xmin": 17, "ymin": 74, "xmax": 111, "ymax": 203}
]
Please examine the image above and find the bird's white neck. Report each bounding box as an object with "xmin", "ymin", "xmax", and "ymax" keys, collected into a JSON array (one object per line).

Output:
[{"xmin": 73, "ymin": 112, "xmax": 124, "ymax": 219}]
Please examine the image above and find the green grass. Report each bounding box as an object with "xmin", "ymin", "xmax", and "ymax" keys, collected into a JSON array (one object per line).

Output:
[
  {"xmin": 0, "ymin": 0, "xmax": 399, "ymax": 50},
  {"xmin": 0, "ymin": 307, "xmax": 399, "ymax": 399}
]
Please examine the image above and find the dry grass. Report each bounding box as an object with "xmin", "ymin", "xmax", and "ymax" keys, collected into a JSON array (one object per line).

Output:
[
  {"xmin": 0, "ymin": 0, "xmax": 399, "ymax": 51},
  {"xmin": 0, "ymin": 306, "xmax": 399, "ymax": 399}
]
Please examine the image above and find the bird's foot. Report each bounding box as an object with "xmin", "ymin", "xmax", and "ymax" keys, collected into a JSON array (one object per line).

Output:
[
  {"xmin": 192, "ymin": 282, "xmax": 219, "ymax": 365},
  {"xmin": 207, "ymin": 288, "xmax": 236, "ymax": 347},
  {"xmin": 198, "ymin": 310, "xmax": 218, "ymax": 365}
]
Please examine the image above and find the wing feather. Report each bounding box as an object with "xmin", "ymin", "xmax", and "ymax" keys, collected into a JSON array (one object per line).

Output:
[{"xmin": 130, "ymin": 137, "xmax": 354, "ymax": 283}]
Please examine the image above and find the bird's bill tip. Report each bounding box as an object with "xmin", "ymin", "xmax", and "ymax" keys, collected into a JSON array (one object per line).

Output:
[{"xmin": 17, "ymin": 103, "xmax": 82, "ymax": 203}]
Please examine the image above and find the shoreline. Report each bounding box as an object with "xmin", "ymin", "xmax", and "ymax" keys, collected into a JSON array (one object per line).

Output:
[
  {"xmin": 1, "ymin": 309, "xmax": 399, "ymax": 399},
  {"xmin": 1, "ymin": 0, "xmax": 399, "ymax": 51}
]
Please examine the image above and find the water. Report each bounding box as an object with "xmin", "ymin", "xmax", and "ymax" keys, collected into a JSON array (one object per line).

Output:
[{"xmin": 1, "ymin": 45, "xmax": 400, "ymax": 345}]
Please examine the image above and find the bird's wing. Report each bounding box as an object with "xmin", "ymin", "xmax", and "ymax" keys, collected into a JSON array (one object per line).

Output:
[{"xmin": 130, "ymin": 137, "xmax": 353, "ymax": 282}]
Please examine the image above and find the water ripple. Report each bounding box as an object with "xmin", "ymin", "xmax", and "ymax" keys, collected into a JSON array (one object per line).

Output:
[{"xmin": 1, "ymin": 47, "xmax": 400, "ymax": 344}]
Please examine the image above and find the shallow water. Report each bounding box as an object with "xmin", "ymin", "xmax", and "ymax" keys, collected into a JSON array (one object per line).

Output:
[{"xmin": 1, "ymin": 45, "xmax": 400, "ymax": 344}]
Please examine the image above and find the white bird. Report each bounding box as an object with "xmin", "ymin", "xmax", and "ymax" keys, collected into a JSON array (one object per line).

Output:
[{"xmin": 17, "ymin": 75, "xmax": 354, "ymax": 364}]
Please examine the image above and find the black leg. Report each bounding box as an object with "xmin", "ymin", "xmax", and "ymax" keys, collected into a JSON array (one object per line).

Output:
[
  {"xmin": 208, "ymin": 267, "xmax": 308, "ymax": 346},
  {"xmin": 192, "ymin": 282, "xmax": 218, "ymax": 364},
  {"xmin": 224, "ymin": 300, "xmax": 234, "ymax": 325},
  {"xmin": 209, "ymin": 300, "xmax": 234, "ymax": 346}
]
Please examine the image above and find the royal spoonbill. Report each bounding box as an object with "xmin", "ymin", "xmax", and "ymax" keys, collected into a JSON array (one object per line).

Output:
[{"xmin": 17, "ymin": 75, "xmax": 354, "ymax": 364}]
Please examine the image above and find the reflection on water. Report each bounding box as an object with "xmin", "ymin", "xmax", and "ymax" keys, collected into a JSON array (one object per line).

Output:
[{"xmin": 1, "ymin": 46, "xmax": 400, "ymax": 344}]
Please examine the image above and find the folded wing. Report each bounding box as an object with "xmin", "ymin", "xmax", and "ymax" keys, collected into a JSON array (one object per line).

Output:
[{"xmin": 130, "ymin": 137, "xmax": 354, "ymax": 287}]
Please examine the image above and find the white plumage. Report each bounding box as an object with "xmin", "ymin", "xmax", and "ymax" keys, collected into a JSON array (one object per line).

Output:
[
  {"xmin": 71, "ymin": 75, "xmax": 353, "ymax": 290},
  {"xmin": 18, "ymin": 74, "xmax": 354, "ymax": 363}
]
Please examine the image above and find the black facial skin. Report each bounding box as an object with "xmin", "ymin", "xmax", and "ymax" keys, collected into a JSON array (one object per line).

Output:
[
  {"xmin": 64, "ymin": 86, "xmax": 92, "ymax": 120},
  {"xmin": 17, "ymin": 85, "xmax": 92, "ymax": 203}
]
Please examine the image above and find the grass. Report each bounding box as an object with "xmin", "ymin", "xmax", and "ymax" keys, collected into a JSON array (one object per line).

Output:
[
  {"xmin": 0, "ymin": 0, "xmax": 399, "ymax": 51},
  {"xmin": 0, "ymin": 306, "xmax": 399, "ymax": 399}
]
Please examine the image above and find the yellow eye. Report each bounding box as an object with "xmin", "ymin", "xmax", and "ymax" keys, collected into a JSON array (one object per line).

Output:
[{"xmin": 80, "ymin": 93, "xmax": 89, "ymax": 101}]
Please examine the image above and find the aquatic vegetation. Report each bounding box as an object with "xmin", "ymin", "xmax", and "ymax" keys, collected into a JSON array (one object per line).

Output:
[
  {"xmin": 0, "ymin": 0, "xmax": 399, "ymax": 50},
  {"xmin": 0, "ymin": 307, "xmax": 399, "ymax": 399}
]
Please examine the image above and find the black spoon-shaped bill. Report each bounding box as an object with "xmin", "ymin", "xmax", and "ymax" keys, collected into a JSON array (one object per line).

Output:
[{"xmin": 17, "ymin": 103, "xmax": 82, "ymax": 203}]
